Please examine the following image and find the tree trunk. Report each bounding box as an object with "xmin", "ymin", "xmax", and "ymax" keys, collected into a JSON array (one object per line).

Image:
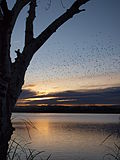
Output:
[
  {"xmin": 0, "ymin": 120, "xmax": 13, "ymax": 160},
  {"xmin": 0, "ymin": 8, "xmax": 14, "ymax": 160},
  {"xmin": 0, "ymin": 13, "xmax": 27, "ymax": 159}
]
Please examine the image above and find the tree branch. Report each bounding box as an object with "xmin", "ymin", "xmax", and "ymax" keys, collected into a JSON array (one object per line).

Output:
[
  {"xmin": 0, "ymin": 0, "xmax": 12, "ymax": 28},
  {"xmin": 0, "ymin": 9, "xmax": 3, "ymax": 20},
  {"xmin": 10, "ymin": 0, "xmax": 31, "ymax": 32},
  {"xmin": 23, "ymin": 0, "xmax": 89, "ymax": 59},
  {"xmin": 13, "ymin": 0, "xmax": 89, "ymax": 78},
  {"xmin": 25, "ymin": 0, "xmax": 36, "ymax": 46},
  {"xmin": 0, "ymin": 0, "xmax": 9, "ymax": 16}
]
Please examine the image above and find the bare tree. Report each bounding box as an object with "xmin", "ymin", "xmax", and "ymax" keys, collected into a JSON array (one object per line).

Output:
[{"xmin": 0, "ymin": 0, "xmax": 89, "ymax": 159}]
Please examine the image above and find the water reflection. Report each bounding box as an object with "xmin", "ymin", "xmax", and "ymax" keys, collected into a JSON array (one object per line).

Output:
[{"xmin": 12, "ymin": 114, "xmax": 120, "ymax": 160}]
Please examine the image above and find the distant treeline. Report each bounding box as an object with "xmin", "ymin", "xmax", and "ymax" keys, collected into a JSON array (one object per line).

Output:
[{"xmin": 13, "ymin": 105, "xmax": 120, "ymax": 114}]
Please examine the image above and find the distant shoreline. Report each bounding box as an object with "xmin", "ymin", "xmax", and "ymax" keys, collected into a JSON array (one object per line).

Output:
[{"xmin": 13, "ymin": 105, "xmax": 120, "ymax": 114}]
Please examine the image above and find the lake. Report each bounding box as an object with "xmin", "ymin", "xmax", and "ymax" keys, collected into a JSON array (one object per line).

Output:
[{"xmin": 12, "ymin": 113, "xmax": 120, "ymax": 160}]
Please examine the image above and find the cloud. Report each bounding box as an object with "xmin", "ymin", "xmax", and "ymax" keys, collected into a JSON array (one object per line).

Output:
[
  {"xmin": 19, "ymin": 89, "xmax": 37, "ymax": 99},
  {"xmin": 18, "ymin": 86, "xmax": 120, "ymax": 106},
  {"xmin": 23, "ymin": 84, "xmax": 36, "ymax": 88}
]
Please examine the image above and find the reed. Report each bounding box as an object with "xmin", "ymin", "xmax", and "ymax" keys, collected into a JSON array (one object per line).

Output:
[
  {"xmin": 7, "ymin": 138, "xmax": 51, "ymax": 160},
  {"xmin": 103, "ymin": 142, "xmax": 120, "ymax": 160}
]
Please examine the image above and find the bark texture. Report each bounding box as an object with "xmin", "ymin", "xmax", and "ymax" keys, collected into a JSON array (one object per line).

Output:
[{"xmin": 0, "ymin": 0, "xmax": 89, "ymax": 159}]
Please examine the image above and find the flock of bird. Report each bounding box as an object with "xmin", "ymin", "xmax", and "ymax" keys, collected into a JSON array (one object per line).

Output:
[{"xmin": 25, "ymin": 33, "xmax": 120, "ymax": 85}]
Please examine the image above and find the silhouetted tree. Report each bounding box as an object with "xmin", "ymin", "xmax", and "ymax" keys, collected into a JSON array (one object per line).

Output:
[{"xmin": 0, "ymin": 0, "xmax": 89, "ymax": 159}]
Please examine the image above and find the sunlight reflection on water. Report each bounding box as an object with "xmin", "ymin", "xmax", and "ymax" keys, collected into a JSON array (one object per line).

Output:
[{"xmin": 12, "ymin": 113, "xmax": 120, "ymax": 160}]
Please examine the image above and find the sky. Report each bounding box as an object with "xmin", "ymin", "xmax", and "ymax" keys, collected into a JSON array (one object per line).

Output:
[{"xmin": 7, "ymin": 0, "xmax": 120, "ymax": 106}]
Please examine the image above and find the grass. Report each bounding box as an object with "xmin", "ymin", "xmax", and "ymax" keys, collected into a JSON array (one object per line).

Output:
[
  {"xmin": 7, "ymin": 138, "xmax": 51, "ymax": 160},
  {"xmin": 103, "ymin": 142, "xmax": 120, "ymax": 160},
  {"xmin": 101, "ymin": 133, "xmax": 120, "ymax": 160}
]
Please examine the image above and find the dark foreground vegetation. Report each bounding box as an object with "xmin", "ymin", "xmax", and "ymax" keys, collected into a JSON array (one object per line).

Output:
[{"xmin": 13, "ymin": 105, "xmax": 120, "ymax": 114}]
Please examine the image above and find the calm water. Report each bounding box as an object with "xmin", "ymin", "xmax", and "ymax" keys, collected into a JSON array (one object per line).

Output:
[{"xmin": 12, "ymin": 113, "xmax": 120, "ymax": 160}]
